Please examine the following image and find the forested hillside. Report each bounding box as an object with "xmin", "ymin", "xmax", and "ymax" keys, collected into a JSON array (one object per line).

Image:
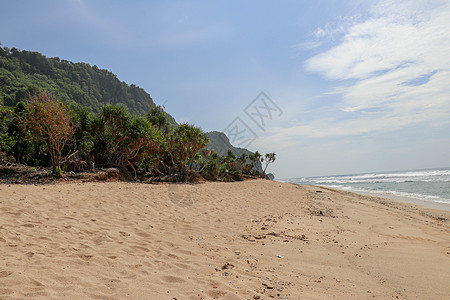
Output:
[
  {"xmin": 0, "ymin": 45, "xmax": 171, "ymax": 119},
  {"xmin": 0, "ymin": 44, "xmax": 272, "ymax": 180}
]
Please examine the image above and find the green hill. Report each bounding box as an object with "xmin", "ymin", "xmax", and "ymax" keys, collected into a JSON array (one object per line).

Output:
[
  {"xmin": 0, "ymin": 45, "xmax": 174, "ymax": 124},
  {"xmin": 206, "ymin": 131, "xmax": 253, "ymax": 156}
]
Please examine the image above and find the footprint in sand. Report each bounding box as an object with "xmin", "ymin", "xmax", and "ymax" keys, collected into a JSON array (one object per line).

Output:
[
  {"xmin": 78, "ymin": 254, "xmax": 93, "ymax": 261},
  {"xmin": 161, "ymin": 275, "xmax": 185, "ymax": 283},
  {"xmin": 0, "ymin": 271, "xmax": 13, "ymax": 278}
]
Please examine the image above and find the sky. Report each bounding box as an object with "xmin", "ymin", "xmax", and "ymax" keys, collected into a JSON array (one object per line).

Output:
[{"xmin": 1, "ymin": 0, "xmax": 449, "ymax": 178}]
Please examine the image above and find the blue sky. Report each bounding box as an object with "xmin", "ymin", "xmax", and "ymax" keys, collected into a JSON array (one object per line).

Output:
[{"xmin": 1, "ymin": 0, "xmax": 449, "ymax": 178}]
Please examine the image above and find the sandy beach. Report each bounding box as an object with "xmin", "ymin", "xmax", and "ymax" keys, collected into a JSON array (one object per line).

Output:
[{"xmin": 0, "ymin": 179, "xmax": 449, "ymax": 299}]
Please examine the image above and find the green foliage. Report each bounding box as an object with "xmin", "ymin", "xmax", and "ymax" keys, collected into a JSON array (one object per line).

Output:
[
  {"xmin": 87, "ymin": 104, "xmax": 164, "ymax": 177},
  {"xmin": 249, "ymin": 151, "xmax": 262, "ymax": 164},
  {"xmin": 0, "ymin": 46, "xmax": 164, "ymax": 116},
  {"xmin": 226, "ymin": 149, "xmax": 236, "ymax": 161},
  {"xmin": 90, "ymin": 104, "xmax": 133, "ymax": 166},
  {"xmin": 199, "ymin": 151, "xmax": 219, "ymax": 180},
  {"xmin": 127, "ymin": 115, "xmax": 164, "ymax": 165},
  {"xmin": 147, "ymin": 105, "xmax": 170, "ymax": 134},
  {"xmin": 0, "ymin": 44, "xmax": 275, "ymax": 181},
  {"xmin": 0, "ymin": 97, "xmax": 275, "ymax": 181},
  {"xmin": 167, "ymin": 123, "xmax": 209, "ymax": 171},
  {"xmin": 200, "ymin": 150, "xmax": 247, "ymax": 182},
  {"xmin": 68, "ymin": 103, "xmax": 94, "ymax": 159},
  {"xmin": 199, "ymin": 148, "xmax": 276, "ymax": 181},
  {"xmin": 0, "ymin": 101, "xmax": 47, "ymax": 166}
]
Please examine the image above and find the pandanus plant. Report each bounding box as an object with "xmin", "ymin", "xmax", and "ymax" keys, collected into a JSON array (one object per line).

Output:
[{"xmin": 167, "ymin": 123, "xmax": 209, "ymax": 171}]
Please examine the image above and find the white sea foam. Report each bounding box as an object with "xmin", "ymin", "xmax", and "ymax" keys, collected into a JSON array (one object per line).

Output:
[
  {"xmin": 340, "ymin": 186, "xmax": 446, "ymax": 203},
  {"xmin": 284, "ymin": 167, "xmax": 450, "ymax": 205},
  {"xmin": 305, "ymin": 169, "xmax": 450, "ymax": 184}
]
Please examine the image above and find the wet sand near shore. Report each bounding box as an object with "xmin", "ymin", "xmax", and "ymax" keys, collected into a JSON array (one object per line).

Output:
[{"xmin": 345, "ymin": 189, "xmax": 450, "ymax": 212}]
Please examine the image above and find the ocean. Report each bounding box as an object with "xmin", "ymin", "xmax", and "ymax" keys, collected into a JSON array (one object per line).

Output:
[{"xmin": 283, "ymin": 167, "xmax": 450, "ymax": 206}]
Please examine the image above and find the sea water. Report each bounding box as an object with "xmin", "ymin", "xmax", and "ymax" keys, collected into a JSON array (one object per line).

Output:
[{"xmin": 284, "ymin": 167, "xmax": 450, "ymax": 205}]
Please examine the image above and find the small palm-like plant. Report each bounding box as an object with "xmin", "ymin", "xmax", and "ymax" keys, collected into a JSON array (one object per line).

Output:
[
  {"xmin": 147, "ymin": 105, "xmax": 169, "ymax": 134},
  {"xmin": 167, "ymin": 123, "xmax": 209, "ymax": 171},
  {"xmin": 90, "ymin": 104, "xmax": 164, "ymax": 178},
  {"xmin": 263, "ymin": 152, "xmax": 276, "ymax": 174}
]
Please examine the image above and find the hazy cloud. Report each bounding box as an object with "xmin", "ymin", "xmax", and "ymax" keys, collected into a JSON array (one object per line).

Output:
[{"xmin": 299, "ymin": 0, "xmax": 450, "ymax": 136}]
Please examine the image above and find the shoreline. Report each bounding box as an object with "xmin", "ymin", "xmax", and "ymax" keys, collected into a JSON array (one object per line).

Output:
[
  {"xmin": 315, "ymin": 184, "xmax": 450, "ymax": 222},
  {"xmin": 299, "ymin": 183, "xmax": 450, "ymax": 213},
  {"xmin": 278, "ymin": 180, "xmax": 450, "ymax": 212},
  {"xmin": 1, "ymin": 179, "xmax": 449, "ymax": 299},
  {"xmin": 278, "ymin": 167, "xmax": 450, "ymax": 213},
  {"xmin": 349, "ymin": 189, "xmax": 450, "ymax": 212}
]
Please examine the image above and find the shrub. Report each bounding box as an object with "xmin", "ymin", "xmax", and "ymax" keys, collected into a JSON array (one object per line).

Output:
[{"xmin": 21, "ymin": 93, "xmax": 74, "ymax": 175}]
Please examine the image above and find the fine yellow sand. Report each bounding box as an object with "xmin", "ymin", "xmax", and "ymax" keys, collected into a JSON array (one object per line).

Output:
[{"xmin": 1, "ymin": 179, "xmax": 449, "ymax": 299}]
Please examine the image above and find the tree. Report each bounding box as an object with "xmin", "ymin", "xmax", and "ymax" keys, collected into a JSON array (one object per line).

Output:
[
  {"xmin": 147, "ymin": 105, "xmax": 169, "ymax": 134},
  {"xmin": 89, "ymin": 104, "xmax": 163, "ymax": 178},
  {"xmin": 94, "ymin": 104, "xmax": 130, "ymax": 166},
  {"xmin": 248, "ymin": 151, "xmax": 262, "ymax": 173},
  {"xmin": 262, "ymin": 152, "xmax": 276, "ymax": 174},
  {"xmin": 0, "ymin": 104, "xmax": 12, "ymax": 155},
  {"xmin": 68, "ymin": 103, "xmax": 94, "ymax": 162},
  {"xmin": 225, "ymin": 149, "xmax": 236, "ymax": 161},
  {"xmin": 126, "ymin": 115, "xmax": 163, "ymax": 178},
  {"xmin": 21, "ymin": 93, "xmax": 74, "ymax": 175},
  {"xmin": 167, "ymin": 123, "xmax": 209, "ymax": 171},
  {"xmin": 1, "ymin": 102, "xmax": 43, "ymax": 165}
]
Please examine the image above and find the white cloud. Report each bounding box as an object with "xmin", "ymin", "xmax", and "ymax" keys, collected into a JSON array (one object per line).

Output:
[
  {"xmin": 300, "ymin": 0, "xmax": 450, "ymax": 136},
  {"xmin": 299, "ymin": 15, "xmax": 361, "ymax": 50}
]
